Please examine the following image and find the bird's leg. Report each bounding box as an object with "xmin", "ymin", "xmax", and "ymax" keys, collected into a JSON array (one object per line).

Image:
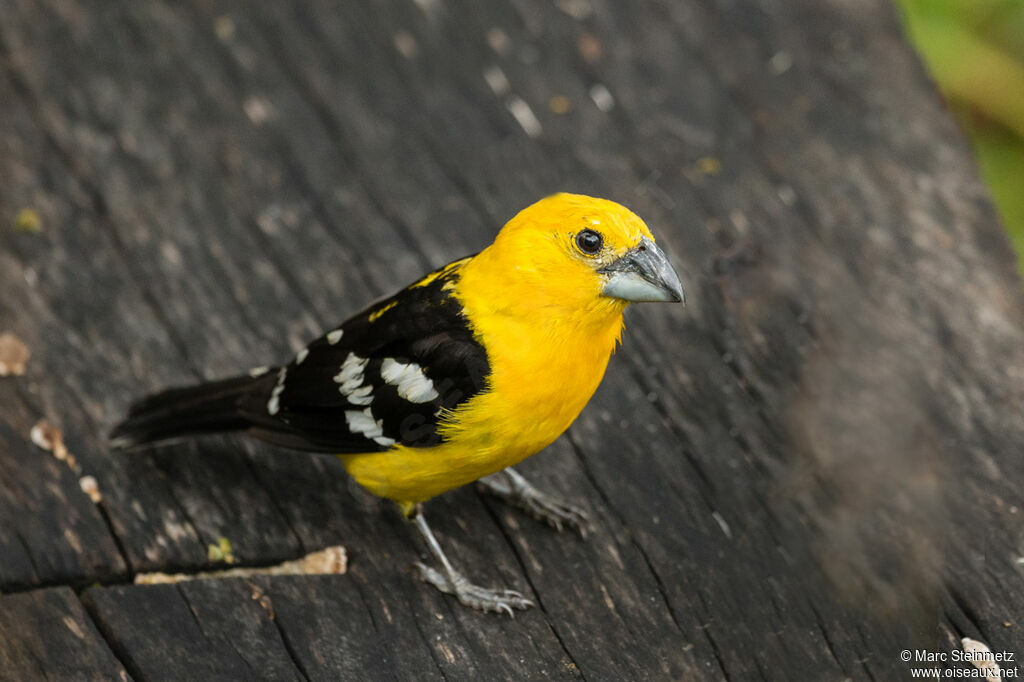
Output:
[
  {"xmin": 407, "ymin": 504, "xmax": 534, "ymax": 615},
  {"xmin": 478, "ymin": 468, "xmax": 590, "ymax": 536}
]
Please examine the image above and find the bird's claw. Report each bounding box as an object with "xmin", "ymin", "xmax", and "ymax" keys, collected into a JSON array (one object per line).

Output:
[
  {"xmin": 412, "ymin": 562, "xmax": 534, "ymax": 615},
  {"xmin": 521, "ymin": 495, "xmax": 590, "ymax": 537},
  {"xmin": 478, "ymin": 472, "xmax": 591, "ymax": 537}
]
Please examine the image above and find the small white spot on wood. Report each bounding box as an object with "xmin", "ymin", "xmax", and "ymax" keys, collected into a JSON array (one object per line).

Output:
[
  {"xmin": 31, "ymin": 419, "xmax": 77, "ymax": 471},
  {"xmin": 381, "ymin": 358, "xmax": 439, "ymax": 403},
  {"xmin": 63, "ymin": 528, "xmax": 82, "ymax": 553},
  {"xmin": 295, "ymin": 348, "xmax": 309, "ymax": 365},
  {"xmin": 438, "ymin": 642, "xmax": 457, "ymax": 664},
  {"xmin": 507, "ymin": 96, "xmax": 542, "ymax": 138},
  {"xmin": 556, "ymin": 0, "xmax": 593, "ymax": 19},
  {"xmin": 62, "ymin": 616, "xmax": 87, "ymax": 640},
  {"xmin": 243, "ymin": 95, "xmax": 273, "ymax": 125},
  {"xmin": 256, "ymin": 206, "xmax": 281, "ymax": 235},
  {"xmin": 160, "ymin": 241, "xmax": 183, "ymax": 268},
  {"xmin": 589, "ymin": 83, "xmax": 614, "ymax": 112},
  {"xmin": 30, "ymin": 421, "xmax": 56, "ymax": 451},
  {"xmin": 483, "ymin": 64, "xmax": 510, "ymax": 97},
  {"xmin": 961, "ymin": 638, "xmax": 1001, "ymax": 682},
  {"xmin": 213, "ymin": 16, "xmax": 235, "ymax": 41},
  {"xmin": 711, "ymin": 510, "xmax": 732, "ymax": 539},
  {"xmin": 599, "ymin": 582, "xmax": 616, "ymax": 611},
  {"xmin": 411, "ymin": 0, "xmax": 442, "ymax": 16},
  {"xmin": 769, "ymin": 51, "xmax": 793, "ymax": 75},
  {"xmin": 248, "ymin": 365, "xmax": 271, "ymax": 378},
  {"xmin": 606, "ymin": 543, "xmax": 625, "ymax": 571},
  {"xmin": 327, "ymin": 329, "xmax": 344, "ymax": 345},
  {"xmin": 486, "ymin": 27, "xmax": 510, "ymax": 55},
  {"xmin": 0, "ymin": 332, "xmax": 30, "ymax": 376},
  {"xmin": 79, "ymin": 476, "xmax": 102, "ymax": 504},
  {"xmin": 393, "ymin": 30, "xmax": 418, "ymax": 59},
  {"xmin": 777, "ymin": 184, "xmax": 797, "ymax": 206},
  {"xmin": 163, "ymin": 514, "xmax": 192, "ymax": 542},
  {"xmin": 729, "ymin": 209, "xmax": 749, "ymax": 234}
]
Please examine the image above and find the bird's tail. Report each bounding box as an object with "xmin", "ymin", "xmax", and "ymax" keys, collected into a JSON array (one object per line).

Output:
[{"xmin": 109, "ymin": 372, "xmax": 275, "ymax": 450}]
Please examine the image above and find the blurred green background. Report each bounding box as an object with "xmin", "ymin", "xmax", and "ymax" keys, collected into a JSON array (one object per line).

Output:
[{"xmin": 897, "ymin": 0, "xmax": 1024, "ymax": 271}]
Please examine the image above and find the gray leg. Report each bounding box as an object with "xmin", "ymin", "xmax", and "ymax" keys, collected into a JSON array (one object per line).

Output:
[
  {"xmin": 409, "ymin": 506, "xmax": 534, "ymax": 615},
  {"xmin": 478, "ymin": 468, "xmax": 590, "ymax": 536}
]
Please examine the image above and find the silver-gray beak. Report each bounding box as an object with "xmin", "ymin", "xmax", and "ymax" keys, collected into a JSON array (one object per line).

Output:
[{"xmin": 599, "ymin": 237, "xmax": 684, "ymax": 303}]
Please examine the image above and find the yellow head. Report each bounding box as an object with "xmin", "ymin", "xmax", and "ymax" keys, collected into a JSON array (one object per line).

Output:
[{"xmin": 462, "ymin": 193, "xmax": 683, "ymax": 320}]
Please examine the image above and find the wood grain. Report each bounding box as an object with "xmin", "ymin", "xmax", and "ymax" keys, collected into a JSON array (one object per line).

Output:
[{"xmin": 0, "ymin": 0, "xmax": 1021, "ymax": 678}]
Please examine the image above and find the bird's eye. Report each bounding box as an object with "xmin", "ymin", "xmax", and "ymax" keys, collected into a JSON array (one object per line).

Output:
[{"xmin": 575, "ymin": 229, "xmax": 603, "ymax": 255}]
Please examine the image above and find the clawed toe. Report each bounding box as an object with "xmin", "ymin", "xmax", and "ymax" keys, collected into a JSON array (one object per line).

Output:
[
  {"xmin": 479, "ymin": 469, "xmax": 592, "ymax": 537},
  {"xmin": 412, "ymin": 561, "xmax": 534, "ymax": 615},
  {"xmin": 527, "ymin": 500, "xmax": 590, "ymax": 536}
]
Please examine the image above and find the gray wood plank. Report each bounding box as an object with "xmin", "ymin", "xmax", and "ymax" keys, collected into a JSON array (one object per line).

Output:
[
  {"xmin": 0, "ymin": 0, "xmax": 1021, "ymax": 679},
  {"xmin": 0, "ymin": 587, "xmax": 129, "ymax": 682},
  {"xmin": 83, "ymin": 581, "xmax": 305, "ymax": 682}
]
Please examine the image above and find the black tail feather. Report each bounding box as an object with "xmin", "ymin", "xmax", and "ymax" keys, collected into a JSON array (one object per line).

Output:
[{"xmin": 110, "ymin": 372, "xmax": 275, "ymax": 450}]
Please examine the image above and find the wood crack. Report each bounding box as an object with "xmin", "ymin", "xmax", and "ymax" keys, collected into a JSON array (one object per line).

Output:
[
  {"xmin": 174, "ymin": 584, "xmax": 262, "ymax": 680},
  {"xmin": 475, "ymin": 496, "xmax": 587, "ymax": 681},
  {"xmin": 78, "ymin": 592, "xmax": 147, "ymax": 682},
  {"xmin": 564, "ymin": 432, "xmax": 687, "ymax": 639}
]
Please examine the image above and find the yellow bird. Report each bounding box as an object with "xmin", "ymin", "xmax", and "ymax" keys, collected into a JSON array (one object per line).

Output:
[{"xmin": 111, "ymin": 193, "xmax": 684, "ymax": 613}]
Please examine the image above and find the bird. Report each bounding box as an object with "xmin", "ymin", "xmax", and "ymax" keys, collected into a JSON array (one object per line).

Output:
[{"xmin": 110, "ymin": 192, "xmax": 684, "ymax": 614}]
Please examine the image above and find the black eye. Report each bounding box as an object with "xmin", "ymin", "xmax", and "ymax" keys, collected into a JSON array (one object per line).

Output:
[{"xmin": 575, "ymin": 229, "xmax": 603, "ymax": 255}]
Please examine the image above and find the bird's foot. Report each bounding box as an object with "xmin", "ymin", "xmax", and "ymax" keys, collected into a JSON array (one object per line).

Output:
[
  {"xmin": 519, "ymin": 491, "xmax": 590, "ymax": 536},
  {"xmin": 478, "ymin": 469, "xmax": 590, "ymax": 536},
  {"xmin": 412, "ymin": 562, "xmax": 534, "ymax": 615}
]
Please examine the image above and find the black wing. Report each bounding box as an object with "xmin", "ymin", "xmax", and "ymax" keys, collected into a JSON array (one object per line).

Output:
[{"xmin": 239, "ymin": 257, "xmax": 490, "ymax": 453}]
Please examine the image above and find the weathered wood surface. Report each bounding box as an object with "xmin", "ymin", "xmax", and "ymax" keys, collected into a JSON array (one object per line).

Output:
[{"xmin": 1, "ymin": 0, "xmax": 1023, "ymax": 679}]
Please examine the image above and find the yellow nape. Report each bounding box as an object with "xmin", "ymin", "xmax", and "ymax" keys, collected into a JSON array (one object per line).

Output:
[{"xmin": 341, "ymin": 193, "xmax": 656, "ymax": 504}]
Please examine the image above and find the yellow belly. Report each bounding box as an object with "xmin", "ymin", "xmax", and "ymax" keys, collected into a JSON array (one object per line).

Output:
[
  {"xmin": 339, "ymin": 372, "xmax": 603, "ymax": 502},
  {"xmin": 339, "ymin": 438, "xmax": 532, "ymax": 504},
  {"xmin": 339, "ymin": 315, "xmax": 623, "ymax": 503}
]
